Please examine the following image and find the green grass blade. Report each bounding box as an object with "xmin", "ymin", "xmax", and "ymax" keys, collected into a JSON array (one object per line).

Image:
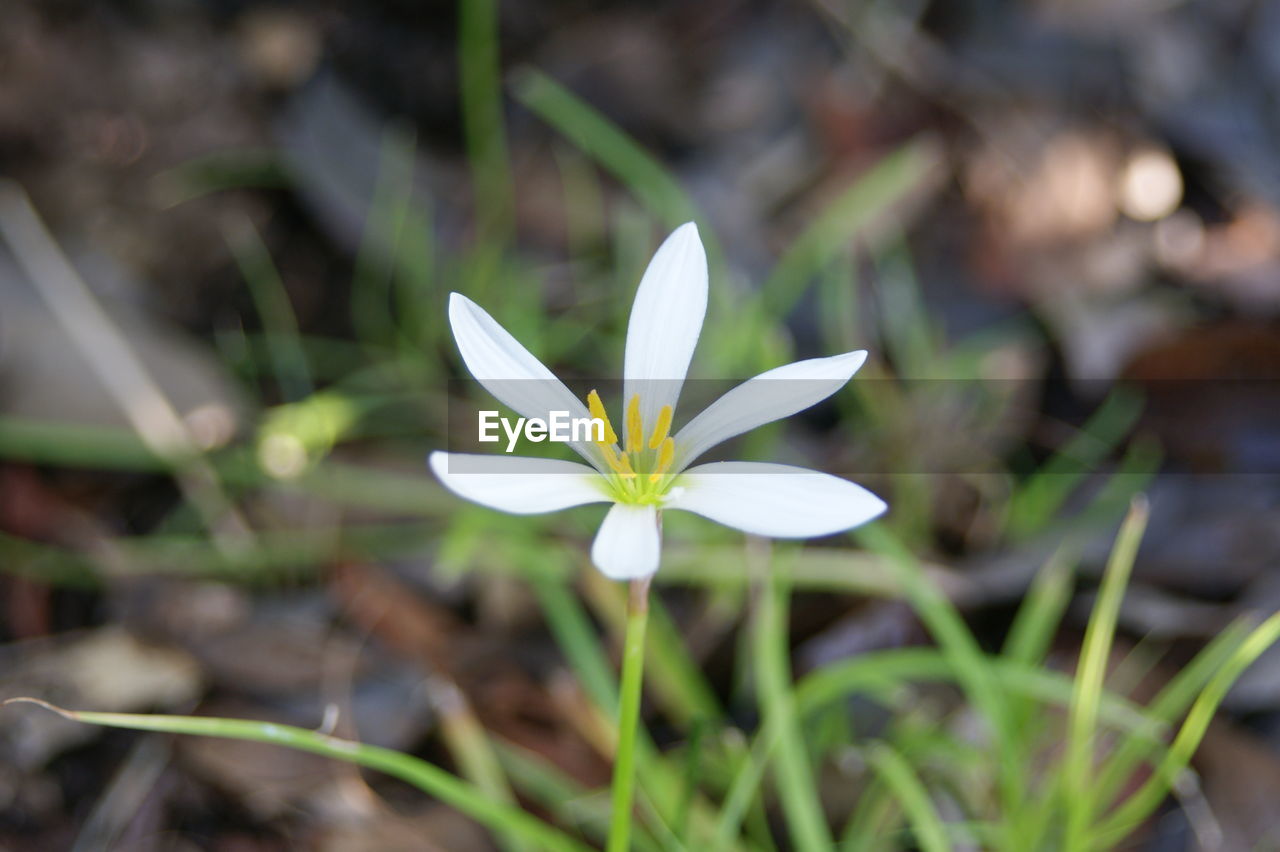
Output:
[
  {"xmin": 1061, "ymin": 497, "xmax": 1149, "ymax": 850},
  {"xmin": 659, "ymin": 545, "xmax": 938, "ymax": 596},
  {"xmin": 1071, "ymin": 436, "xmax": 1162, "ymax": 534},
  {"xmin": 1002, "ymin": 544, "xmax": 1078, "ymax": 763},
  {"xmin": 458, "ymin": 0, "xmax": 513, "ymax": 244},
  {"xmin": 0, "ymin": 417, "xmax": 168, "ymax": 471},
  {"xmin": 497, "ymin": 742, "xmax": 665, "ymax": 852},
  {"xmin": 794, "ymin": 649, "xmax": 1161, "ymax": 745},
  {"xmin": 437, "ymin": 690, "xmax": 529, "ymax": 852},
  {"xmin": 762, "ymin": 138, "xmax": 941, "ymax": 318},
  {"xmin": 872, "ymin": 233, "xmax": 939, "ymax": 380},
  {"xmin": 226, "ymin": 217, "xmax": 313, "ymax": 401},
  {"xmin": 351, "ymin": 129, "xmax": 422, "ymax": 351},
  {"xmin": 856, "ymin": 524, "xmax": 1023, "ymax": 849},
  {"xmin": 1091, "ymin": 609, "xmax": 1280, "ymax": 847},
  {"xmin": 840, "ymin": 775, "xmax": 897, "ymax": 852},
  {"xmin": 711, "ymin": 716, "xmax": 780, "ymax": 851},
  {"xmin": 5, "ymin": 699, "xmax": 591, "ymax": 852},
  {"xmin": 1089, "ymin": 617, "xmax": 1252, "ymax": 814},
  {"xmin": 754, "ymin": 566, "xmax": 834, "ymax": 852},
  {"xmin": 1008, "ymin": 389, "xmax": 1145, "ymax": 539},
  {"xmin": 817, "ymin": 247, "xmax": 861, "ymax": 353},
  {"xmin": 865, "ymin": 742, "xmax": 952, "ymax": 852},
  {"xmin": 646, "ymin": 596, "xmax": 725, "ymax": 723},
  {"xmin": 509, "ymin": 69, "xmax": 714, "ymax": 258},
  {"xmin": 1003, "ymin": 544, "xmax": 1077, "ymax": 666},
  {"xmin": 530, "ymin": 572, "xmax": 620, "ymax": 715},
  {"xmin": 153, "ymin": 149, "xmax": 290, "ymax": 204}
]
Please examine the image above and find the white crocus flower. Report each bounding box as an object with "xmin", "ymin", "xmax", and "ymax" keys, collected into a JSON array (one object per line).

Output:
[{"xmin": 430, "ymin": 223, "xmax": 887, "ymax": 580}]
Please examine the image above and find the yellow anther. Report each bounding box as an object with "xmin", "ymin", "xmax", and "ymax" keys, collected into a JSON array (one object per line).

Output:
[
  {"xmin": 648, "ymin": 437, "xmax": 675, "ymax": 483},
  {"xmin": 625, "ymin": 394, "xmax": 643, "ymax": 453},
  {"xmin": 648, "ymin": 404, "xmax": 673, "ymax": 449},
  {"xmin": 617, "ymin": 454, "xmax": 636, "ymax": 478},
  {"xmin": 603, "ymin": 445, "xmax": 635, "ymax": 477},
  {"xmin": 586, "ymin": 389, "xmax": 617, "ymax": 445}
]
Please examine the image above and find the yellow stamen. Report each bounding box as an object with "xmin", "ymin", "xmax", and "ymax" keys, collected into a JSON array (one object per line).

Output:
[
  {"xmin": 617, "ymin": 454, "xmax": 636, "ymax": 478},
  {"xmin": 586, "ymin": 389, "xmax": 617, "ymax": 445},
  {"xmin": 648, "ymin": 437, "xmax": 675, "ymax": 482},
  {"xmin": 603, "ymin": 445, "xmax": 635, "ymax": 477},
  {"xmin": 625, "ymin": 394, "xmax": 643, "ymax": 453},
  {"xmin": 648, "ymin": 404, "xmax": 673, "ymax": 449}
]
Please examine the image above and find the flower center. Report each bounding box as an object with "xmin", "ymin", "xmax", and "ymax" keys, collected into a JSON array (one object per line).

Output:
[{"xmin": 586, "ymin": 389, "xmax": 677, "ymax": 505}]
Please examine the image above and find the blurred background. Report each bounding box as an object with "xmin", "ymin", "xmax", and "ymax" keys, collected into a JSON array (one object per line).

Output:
[{"xmin": 2, "ymin": 0, "xmax": 1280, "ymax": 849}]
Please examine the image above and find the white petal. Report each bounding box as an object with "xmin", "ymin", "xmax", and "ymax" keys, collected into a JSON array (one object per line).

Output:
[
  {"xmin": 429, "ymin": 452, "xmax": 609, "ymax": 514},
  {"xmin": 666, "ymin": 461, "xmax": 886, "ymax": 538},
  {"xmin": 448, "ymin": 293, "xmax": 603, "ymax": 468},
  {"xmin": 590, "ymin": 503, "xmax": 661, "ymax": 580},
  {"xmin": 622, "ymin": 223, "xmax": 708, "ymax": 432},
  {"xmin": 672, "ymin": 350, "xmax": 867, "ymax": 470}
]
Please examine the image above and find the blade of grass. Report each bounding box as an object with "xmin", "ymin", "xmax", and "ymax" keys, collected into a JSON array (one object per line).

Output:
[
  {"xmin": 1091, "ymin": 609, "xmax": 1280, "ymax": 847},
  {"xmin": 753, "ymin": 559, "xmax": 834, "ymax": 852},
  {"xmin": 4, "ymin": 699, "xmax": 591, "ymax": 852},
  {"xmin": 711, "ymin": 721, "xmax": 778, "ymax": 849},
  {"xmin": 872, "ymin": 233, "xmax": 939, "ymax": 380},
  {"xmin": 840, "ymin": 774, "xmax": 897, "ymax": 852},
  {"xmin": 0, "ymin": 182, "xmax": 252, "ymax": 550},
  {"xmin": 225, "ymin": 216, "xmax": 313, "ymax": 401},
  {"xmin": 1008, "ymin": 389, "xmax": 1145, "ymax": 539},
  {"xmin": 1070, "ymin": 436, "xmax": 1162, "ymax": 534},
  {"xmin": 496, "ymin": 741, "xmax": 665, "ymax": 852},
  {"xmin": 673, "ymin": 719, "xmax": 708, "ymax": 844},
  {"xmin": 1002, "ymin": 544, "xmax": 1078, "ymax": 755},
  {"xmin": 1061, "ymin": 497, "xmax": 1149, "ymax": 851},
  {"xmin": 434, "ymin": 682, "xmax": 529, "ymax": 852},
  {"xmin": 509, "ymin": 68, "xmax": 720, "ymax": 267},
  {"xmin": 715, "ymin": 647, "xmax": 1161, "ymax": 851},
  {"xmin": 0, "ymin": 417, "xmax": 168, "ymax": 471},
  {"xmin": 152, "ymin": 149, "xmax": 290, "ymax": 204},
  {"xmin": 555, "ymin": 145, "xmax": 607, "ymax": 264},
  {"xmin": 351, "ymin": 129, "xmax": 423, "ymax": 351},
  {"xmin": 1003, "ymin": 543, "xmax": 1077, "ymax": 666},
  {"xmin": 711, "ymin": 717, "xmax": 781, "ymax": 851},
  {"xmin": 817, "ymin": 246, "xmax": 861, "ymax": 354},
  {"xmin": 795, "ymin": 649, "xmax": 1162, "ymax": 745},
  {"xmin": 659, "ymin": 544, "xmax": 955, "ymax": 597},
  {"xmin": 389, "ymin": 196, "xmax": 439, "ymax": 366},
  {"xmin": 762, "ymin": 138, "xmax": 942, "ymax": 319},
  {"xmin": 1089, "ymin": 616, "xmax": 1255, "ymax": 819},
  {"xmin": 529, "ymin": 571, "xmax": 619, "ymax": 714},
  {"xmin": 864, "ymin": 742, "xmax": 951, "ymax": 852},
  {"xmin": 855, "ymin": 523, "xmax": 1025, "ymax": 851},
  {"xmin": 458, "ymin": 0, "xmax": 513, "ymax": 246},
  {"xmin": 229, "ymin": 332, "xmax": 382, "ymax": 384}
]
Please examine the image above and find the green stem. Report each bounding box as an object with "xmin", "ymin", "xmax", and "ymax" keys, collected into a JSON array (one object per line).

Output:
[{"xmin": 607, "ymin": 575, "xmax": 652, "ymax": 852}]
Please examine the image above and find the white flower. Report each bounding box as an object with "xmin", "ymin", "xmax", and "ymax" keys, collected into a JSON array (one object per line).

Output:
[{"xmin": 430, "ymin": 223, "xmax": 887, "ymax": 580}]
